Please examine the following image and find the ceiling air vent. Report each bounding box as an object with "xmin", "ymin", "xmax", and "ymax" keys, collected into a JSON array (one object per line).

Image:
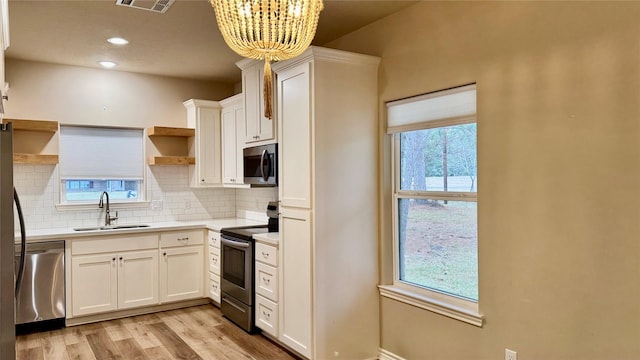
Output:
[{"xmin": 115, "ymin": 0, "xmax": 175, "ymax": 14}]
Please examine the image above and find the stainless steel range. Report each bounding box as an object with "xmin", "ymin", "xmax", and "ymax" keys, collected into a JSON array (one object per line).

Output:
[{"xmin": 220, "ymin": 226, "xmax": 268, "ymax": 333}]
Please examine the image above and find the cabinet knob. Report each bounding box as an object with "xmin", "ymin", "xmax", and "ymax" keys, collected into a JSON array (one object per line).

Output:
[
  {"xmin": 119, "ymin": 257, "xmax": 123, "ymax": 261},
  {"xmin": 112, "ymin": 257, "xmax": 116, "ymax": 261},
  {"xmin": 163, "ymin": 252, "xmax": 167, "ymax": 256}
]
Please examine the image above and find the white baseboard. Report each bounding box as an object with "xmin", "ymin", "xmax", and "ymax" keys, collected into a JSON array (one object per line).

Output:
[{"xmin": 379, "ymin": 348, "xmax": 408, "ymax": 360}]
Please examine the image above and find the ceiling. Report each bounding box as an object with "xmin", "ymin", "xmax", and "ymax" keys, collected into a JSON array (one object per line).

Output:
[{"xmin": 6, "ymin": 0, "xmax": 417, "ymax": 83}]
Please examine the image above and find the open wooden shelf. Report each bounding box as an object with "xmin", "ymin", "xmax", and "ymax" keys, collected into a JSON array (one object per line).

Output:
[
  {"xmin": 148, "ymin": 156, "xmax": 195, "ymax": 166},
  {"xmin": 147, "ymin": 126, "xmax": 194, "ymax": 137},
  {"xmin": 14, "ymin": 153, "xmax": 59, "ymax": 164},
  {"xmin": 2, "ymin": 118, "xmax": 58, "ymax": 132}
]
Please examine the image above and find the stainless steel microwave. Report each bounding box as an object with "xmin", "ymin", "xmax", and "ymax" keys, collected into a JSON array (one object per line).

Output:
[{"xmin": 243, "ymin": 143, "xmax": 277, "ymax": 186}]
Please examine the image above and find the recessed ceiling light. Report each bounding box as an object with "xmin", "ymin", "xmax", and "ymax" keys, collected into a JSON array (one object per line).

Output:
[
  {"xmin": 98, "ymin": 61, "xmax": 117, "ymax": 69},
  {"xmin": 107, "ymin": 37, "xmax": 129, "ymax": 45}
]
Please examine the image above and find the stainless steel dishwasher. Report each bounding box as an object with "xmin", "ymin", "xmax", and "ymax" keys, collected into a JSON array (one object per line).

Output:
[{"xmin": 14, "ymin": 240, "xmax": 65, "ymax": 333}]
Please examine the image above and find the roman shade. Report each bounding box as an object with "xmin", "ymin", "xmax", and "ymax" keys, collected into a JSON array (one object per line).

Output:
[
  {"xmin": 386, "ymin": 84, "xmax": 476, "ymax": 134},
  {"xmin": 59, "ymin": 125, "xmax": 144, "ymax": 180}
]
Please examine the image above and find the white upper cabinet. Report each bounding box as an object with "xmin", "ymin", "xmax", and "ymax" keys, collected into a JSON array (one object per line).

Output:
[
  {"xmin": 184, "ymin": 99, "xmax": 222, "ymax": 188},
  {"xmin": 220, "ymin": 94, "xmax": 246, "ymax": 186},
  {"xmin": 277, "ymin": 62, "xmax": 312, "ymax": 209},
  {"xmin": 236, "ymin": 59, "xmax": 276, "ymax": 145}
]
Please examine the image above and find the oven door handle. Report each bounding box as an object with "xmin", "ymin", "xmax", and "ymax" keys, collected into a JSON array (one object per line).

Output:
[{"xmin": 221, "ymin": 238, "xmax": 250, "ymax": 249}]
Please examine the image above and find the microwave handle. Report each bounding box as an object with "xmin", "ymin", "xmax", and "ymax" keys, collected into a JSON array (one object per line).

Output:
[{"xmin": 260, "ymin": 149, "xmax": 269, "ymax": 181}]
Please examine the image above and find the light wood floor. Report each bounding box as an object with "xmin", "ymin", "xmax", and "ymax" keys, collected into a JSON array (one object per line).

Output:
[{"xmin": 16, "ymin": 304, "xmax": 299, "ymax": 360}]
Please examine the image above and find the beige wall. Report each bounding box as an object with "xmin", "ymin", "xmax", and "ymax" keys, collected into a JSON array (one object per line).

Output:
[
  {"xmin": 328, "ymin": 2, "xmax": 640, "ymax": 359},
  {"xmin": 4, "ymin": 58, "xmax": 234, "ymax": 128}
]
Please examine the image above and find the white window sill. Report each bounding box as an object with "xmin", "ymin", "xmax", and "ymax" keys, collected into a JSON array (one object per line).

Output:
[
  {"xmin": 378, "ymin": 285, "xmax": 484, "ymax": 327},
  {"xmin": 56, "ymin": 201, "xmax": 150, "ymax": 211}
]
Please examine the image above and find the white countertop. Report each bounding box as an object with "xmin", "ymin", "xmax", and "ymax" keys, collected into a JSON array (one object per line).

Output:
[
  {"xmin": 253, "ymin": 232, "xmax": 280, "ymax": 246},
  {"xmin": 16, "ymin": 218, "xmax": 266, "ymax": 243}
]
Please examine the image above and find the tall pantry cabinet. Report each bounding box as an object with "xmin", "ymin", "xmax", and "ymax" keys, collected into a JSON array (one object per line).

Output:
[{"xmin": 272, "ymin": 47, "xmax": 380, "ymax": 360}]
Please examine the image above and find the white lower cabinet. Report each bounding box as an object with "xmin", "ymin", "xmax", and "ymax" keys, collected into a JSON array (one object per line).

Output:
[
  {"xmin": 254, "ymin": 237, "xmax": 280, "ymax": 338},
  {"xmin": 255, "ymin": 261, "xmax": 278, "ymax": 302},
  {"xmin": 207, "ymin": 230, "xmax": 221, "ymax": 304},
  {"xmin": 117, "ymin": 250, "xmax": 159, "ymax": 310},
  {"xmin": 279, "ymin": 209, "xmax": 312, "ymax": 358},
  {"xmin": 159, "ymin": 231, "xmax": 204, "ymax": 303},
  {"xmin": 71, "ymin": 253, "xmax": 118, "ymax": 316},
  {"xmin": 70, "ymin": 235, "xmax": 159, "ymax": 317},
  {"xmin": 209, "ymin": 273, "xmax": 221, "ymax": 303},
  {"xmin": 255, "ymin": 295, "xmax": 278, "ymax": 337},
  {"xmin": 69, "ymin": 230, "xmax": 206, "ymax": 319}
]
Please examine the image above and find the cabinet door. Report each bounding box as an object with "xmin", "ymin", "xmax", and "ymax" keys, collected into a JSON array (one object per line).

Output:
[
  {"xmin": 194, "ymin": 107, "xmax": 222, "ymax": 187},
  {"xmin": 117, "ymin": 250, "xmax": 159, "ymax": 310},
  {"xmin": 277, "ymin": 62, "xmax": 312, "ymax": 209},
  {"xmin": 209, "ymin": 246, "xmax": 220, "ymax": 275},
  {"xmin": 255, "ymin": 261, "xmax": 278, "ymax": 302},
  {"xmin": 243, "ymin": 63, "xmax": 274, "ymax": 144},
  {"xmin": 209, "ymin": 272, "xmax": 221, "ymax": 303},
  {"xmin": 221, "ymin": 105, "xmax": 237, "ymax": 183},
  {"xmin": 221, "ymin": 104, "xmax": 243, "ymax": 184},
  {"xmin": 279, "ymin": 208, "xmax": 312, "ymax": 358},
  {"xmin": 71, "ymin": 254, "xmax": 118, "ymax": 316},
  {"xmin": 159, "ymin": 246, "xmax": 204, "ymax": 303},
  {"xmin": 256, "ymin": 295, "xmax": 279, "ymax": 337}
]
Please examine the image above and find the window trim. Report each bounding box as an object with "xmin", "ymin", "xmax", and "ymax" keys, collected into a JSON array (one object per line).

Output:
[
  {"xmin": 57, "ymin": 125, "xmax": 147, "ymax": 207},
  {"xmin": 384, "ymin": 94, "xmax": 483, "ymax": 327}
]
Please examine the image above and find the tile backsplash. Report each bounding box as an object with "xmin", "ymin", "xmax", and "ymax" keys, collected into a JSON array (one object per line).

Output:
[{"xmin": 13, "ymin": 164, "xmax": 278, "ymax": 231}]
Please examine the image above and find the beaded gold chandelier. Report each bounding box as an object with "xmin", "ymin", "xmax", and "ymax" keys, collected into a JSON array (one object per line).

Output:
[{"xmin": 211, "ymin": 0, "xmax": 324, "ymax": 119}]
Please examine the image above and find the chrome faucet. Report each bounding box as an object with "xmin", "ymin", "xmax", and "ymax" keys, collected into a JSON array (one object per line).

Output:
[{"xmin": 98, "ymin": 191, "xmax": 118, "ymax": 226}]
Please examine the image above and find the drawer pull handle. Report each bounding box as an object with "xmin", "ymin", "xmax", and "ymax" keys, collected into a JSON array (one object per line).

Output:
[
  {"xmin": 263, "ymin": 277, "xmax": 270, "ymax": 284},
  {"xmin": 178, "ymin": 237, "xmax": 189, "ymax": 241},
  {"xmin": 263, "ymin": 311, "xmax": 270, "ymax": 318},
  {"xmin": 261, "ymin": 252, "xmax": 269, "ymax": 258}
]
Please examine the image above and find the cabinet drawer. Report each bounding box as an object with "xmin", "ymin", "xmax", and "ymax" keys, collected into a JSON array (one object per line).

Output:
[
  {"xmin": 208, "ymin": 230, "xmax": 221, "ymax": 249},
  {"xmin": 209, "ymin": 247, "xmax": 220, "ymax": 275},
  {"xmin": 255, "ymin": 262, "xmax": 278, "ymax": 302},
  {"xmin": 255, "ymin": 295, "xmax": 278, "ymax": 337},
  {"xmin": 255, "ymin": 242, "xmax": 277, "ymax": 267},
  {"xmin": 72, "ymin": 234, "xmax": 158, "ymax": 255},
  {"xmin": 209, "ymin": 273, "xmax": 221, "ymax": 303},
  {"xmin": 160, "ymin": 230, "xmax": 204, "ymax": 247}
]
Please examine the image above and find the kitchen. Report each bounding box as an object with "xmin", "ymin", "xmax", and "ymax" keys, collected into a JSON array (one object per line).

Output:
[
  {"xmin": 2, "ymin": 1, "xmax": 640, "ymax": 360},
  {"xmin": 1, "ymin": 1, "xmax": 387, "ymax": 359}
]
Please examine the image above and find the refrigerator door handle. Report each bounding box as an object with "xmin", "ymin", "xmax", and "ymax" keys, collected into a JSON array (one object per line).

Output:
[{"xmin": 14, "ymin": 188, "xmax": 26, "ymax": 295}]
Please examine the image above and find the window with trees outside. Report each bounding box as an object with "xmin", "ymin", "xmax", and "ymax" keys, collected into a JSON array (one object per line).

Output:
[{"xmin": 382, "ymin": 84, "xmax": 482, "ymax": 326}]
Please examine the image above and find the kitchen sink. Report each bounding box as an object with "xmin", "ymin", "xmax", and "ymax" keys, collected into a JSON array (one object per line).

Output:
[{"xmin": 73, "ymin": 224, "xmax": 151, "ymax": 231}]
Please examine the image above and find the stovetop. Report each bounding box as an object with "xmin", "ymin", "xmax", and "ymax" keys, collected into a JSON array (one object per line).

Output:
[{"xmin": 221, "ymin": 226, "xmax": 271, "ymax": 241}]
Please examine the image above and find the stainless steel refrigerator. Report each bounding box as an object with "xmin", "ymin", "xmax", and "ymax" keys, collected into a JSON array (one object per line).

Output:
[
  {"xmin": 0, "ymin": 122, "xmax": 16, "ymax": 359},
  {"xmin": 1, "ymin": 123, "xmax": 28, "ymax": 358}
]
